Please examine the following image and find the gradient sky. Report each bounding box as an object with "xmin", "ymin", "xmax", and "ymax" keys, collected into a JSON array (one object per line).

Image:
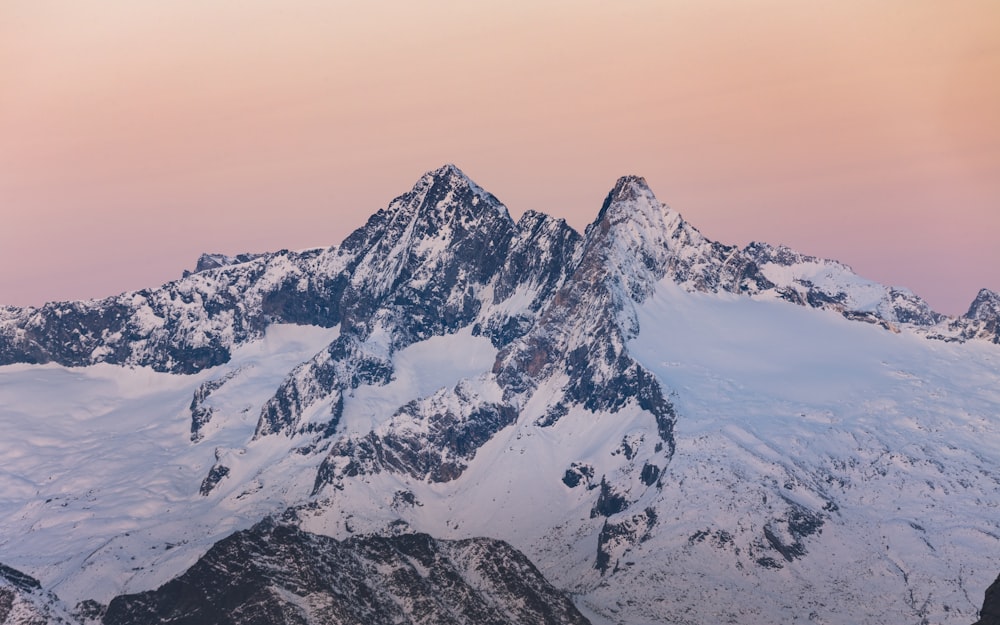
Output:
[{"xmin": 2, "ymin": 1, "xmax": 998, "ymax": 315}]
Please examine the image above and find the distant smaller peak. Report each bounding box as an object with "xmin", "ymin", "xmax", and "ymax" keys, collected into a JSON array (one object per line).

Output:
[
  {"xmin": 194, "ymin": 253, "xmax": 232, "ymax": 273},
  {"xmin": 185, "ymin": 252, "xmax": 265, "ymax": 277},
  {"xmin": 966, "ymin": 288, "xmax": 1000, "ymax": 321}
]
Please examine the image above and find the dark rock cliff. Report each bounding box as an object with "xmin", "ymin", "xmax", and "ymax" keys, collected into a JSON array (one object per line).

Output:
[
  {"xmin": 974, "ymin": 573, "xmax": 1000, "ymax": 625},
  {"xmin": 102, "ymin": 521, "xmax": 590, "ymax": 625}
]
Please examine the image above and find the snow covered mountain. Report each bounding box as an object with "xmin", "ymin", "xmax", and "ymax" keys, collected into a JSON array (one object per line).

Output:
[{"xmin": 1, "ymin": 165, "xmax": 998, "ymax": 624}]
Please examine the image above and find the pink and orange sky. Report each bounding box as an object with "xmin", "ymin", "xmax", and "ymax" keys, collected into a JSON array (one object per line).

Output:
[{"xmin": 2, "ymin": 1, "xmax": 998, "ymax": 315}]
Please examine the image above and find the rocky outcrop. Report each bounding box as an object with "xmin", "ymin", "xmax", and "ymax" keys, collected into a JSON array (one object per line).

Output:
[
  {"xmin": 958, "ymin": 289, "xmax": 1000, "ymax": 344},
  {"xmin": 102, "ymin": 520, "xmax": 590, "ymax": 625},
  {"xmin": 314, "ymin": 382, "xmax": 517, "ymax": 490},
  {"xmin": 184, "ymin": 252, "xmax": 267, "ymax": 276},
  {"xmin": 974, "ymin": 573, "xmax": 1000, "ymax": 625},
  {"xmin": 0, "ymin": 563, "xmax": 66, "ymax": 625},
  {"xmin": 189, "ymin": 369, "xmax": 242, "ymax": 442}
]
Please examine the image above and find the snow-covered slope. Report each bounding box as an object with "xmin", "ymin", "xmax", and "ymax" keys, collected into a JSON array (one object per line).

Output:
[
  {"xmin": 0, "ymin": 165, "xmax": 997, "ymax": 624},
  {"xmin": 300, "ymin": 285, "xmax": 1000, "ymax": 625},
  {"xmin": 610, "ymin": 283, "xmax": 1000, "ymax": 624}
]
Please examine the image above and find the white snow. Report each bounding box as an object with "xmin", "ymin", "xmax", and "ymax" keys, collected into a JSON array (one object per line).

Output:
[
  {"xmin": 0, "ymin": 323, "xmax": 338, "ymax": 604},
  {"xmin": 339, "ymin": 328, "xmax": 498, "ymax": 437},
  {"xmin": 1, "ymin": 240, "xmax": 998, "ymax": 625},
  {"xmin": 297, "ymin": 279, "xmax": 1000, "ymax": 625},
  {"xmin": 757, "ymin": 257, "xmax": 892, "ymax": 311},
  {"xmin": 606, "ymin": 278, "xmax": 1000, "ymax": 625}
]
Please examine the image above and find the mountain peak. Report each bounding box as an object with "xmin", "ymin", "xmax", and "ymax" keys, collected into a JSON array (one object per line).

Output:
[
  {"xmin": 427, "ymin": 162, "xmax": 468, "ymax": 182},
  {"xmin": 419, "ymin": 163, "xmax": 481, "ymax": 196},
  {"xmin": 608, "ymin": 174, "xmax": 653, "ymax": 200},
  {"xmin": 404, "ymin": 164, "xmax": 509, "ymax": 221},
  {"xmin": 573, "ymin": 175, "xmax": 691, "ymax": 311},
  {"xmin": 588, "ymin": 174, "xmax": 681, "ymax": 243},
  {"xmin": 595, "ymin": 175, "xmax": 658, "ymax": 223},
  {"xmin": 966, "ymin": 288, "xmax": 1000, "ymax": 322}
]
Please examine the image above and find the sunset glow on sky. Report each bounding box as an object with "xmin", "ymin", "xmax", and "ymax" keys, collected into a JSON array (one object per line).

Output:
[{"xmin": 2, "ymin": 1, "xmax": 998, "ymax": 314}]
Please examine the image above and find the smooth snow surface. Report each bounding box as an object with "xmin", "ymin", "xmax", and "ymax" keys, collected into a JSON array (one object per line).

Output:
[
  {"xmin": 339, "ymin": 328, "xmax": 497, "ymax": 437},
  {"xmin": 0, "ymin": 324, "xmax": 339, "ymax": 604}
]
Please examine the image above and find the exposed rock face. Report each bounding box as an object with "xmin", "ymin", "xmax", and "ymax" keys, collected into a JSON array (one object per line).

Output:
[
  {"xmin": 0, "ymin": 250, "xmax": 320, "ymax": 374},
  {"xmin": 252, "ymin": 165, "xmax": 580, "ymax": 442},
  {"xmin": 0, "ymin": 565, "xmax": 40, "ymax": 595},
  {"xmin": 314, "ymin": 383, "xmax": 517, "ymax": 490},
  {"xmin": 185, "ymin": 253, "xmax": 267, "ymax": 276},
  {"xmin": 493, "ymin": 176, "xmax": 679, "ymax": 449},
  {"xmin": 957, "ymin": 288, "xmax": 1000, "ymax": 344},
  {"xmin": 966, "ymin": 289, "xmax": 1000, "ymax": 323},
  {"xmin": 0, "ymin": 563, "xmax": 65, "ymax": 625},
  {"xmin": 102, "ymin": 521, "xmax": 591, "ymax": 625},
  {"xmin": 189, "ymin": 369, "xmax": 242, "ymax": 442},
  {"xmin": 974, "ymin": 573, "xmax": 1000, "ymax": 625}
]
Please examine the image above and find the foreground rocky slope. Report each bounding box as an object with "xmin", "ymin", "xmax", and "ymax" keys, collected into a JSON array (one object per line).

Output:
[
  {"xmin": 101, "ymin": 520, "xmax": 589, "ymax": 625},
  {"xmin": 1, "ymin": 165, "xmax": 998, "ymax": 624},
  {"xmin": 974, "ymin": 573, "xmax": 1000, "ymax": 625},
  {"xmin": 0, "ymin": 563, "xmax": 72, "ymax": 625}
]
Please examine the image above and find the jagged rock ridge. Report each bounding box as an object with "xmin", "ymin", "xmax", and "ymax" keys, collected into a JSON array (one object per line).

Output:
[
  {"xmin": 102, "ymin": 520, "xmax": 590, "ymax": 625},
  {"xmin": 1, "ymin": 164, "xmax": 995, "ymax": 378}
]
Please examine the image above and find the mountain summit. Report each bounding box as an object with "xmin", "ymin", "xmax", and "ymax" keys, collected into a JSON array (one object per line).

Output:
[{"xmin": 0, "ymin": 166, "xmax": 998, "ymax": 625}]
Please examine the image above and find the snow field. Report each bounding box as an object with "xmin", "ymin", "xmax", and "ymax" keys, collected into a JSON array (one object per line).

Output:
[
  {"xmin": 0, "ymin": 324, "xmax": 339, "ymax": 603},
  {"xmin": 606, "ymin": 278, "xmax": 1000, "ymax": 624}
]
